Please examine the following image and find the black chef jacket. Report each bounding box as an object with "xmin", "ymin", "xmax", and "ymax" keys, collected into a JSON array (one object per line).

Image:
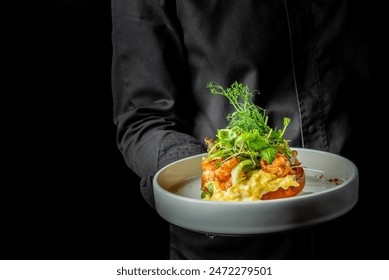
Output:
[{"xmin": 111, "ymin": 0, "xmax": 369, "ymax": 259}]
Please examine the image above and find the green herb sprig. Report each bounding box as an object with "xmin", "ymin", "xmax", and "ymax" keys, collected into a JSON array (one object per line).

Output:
[{"xmin": 205, "ymin": 81, "xmax": 292, "ymax": 167}]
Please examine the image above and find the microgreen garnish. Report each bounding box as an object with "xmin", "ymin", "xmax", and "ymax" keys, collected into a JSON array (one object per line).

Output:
[{"xmin": 205, "ymin": 81, "xmax": 292, "ymax": 166}]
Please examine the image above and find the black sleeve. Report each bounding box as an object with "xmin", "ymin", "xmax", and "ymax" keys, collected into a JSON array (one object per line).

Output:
[{"xmin": 111, "ymin": 0, "xmax": 206, "ymax": 207}]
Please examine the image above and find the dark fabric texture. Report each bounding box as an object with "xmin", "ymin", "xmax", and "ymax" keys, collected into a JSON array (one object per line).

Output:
[
  {"xmin": 111, "ymin": 0, "xmax": 369, "ymax": 259},
  {"xmin": 141, "ymin": 132, "xmax": 206, "ymax": 208}
]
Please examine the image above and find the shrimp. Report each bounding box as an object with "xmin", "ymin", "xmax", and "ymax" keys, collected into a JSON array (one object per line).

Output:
[
  {"xmin": 201, "ymin": 158, "xmax": 222, "ymax": 187},
  {"xmin": 214, "ymin": 157, "xmax": 240, "ymax": 190},
  {"xmin": 204, "ymin": 137, "xmax": 215, "ymax": 149},
  {"xmin": 291, "ymin": 150, "xmax": 301, "ymax": 166},
  {"xmin": 260, "ymin": 153, "xmax": 295, "ymax": 177},
  {"xmin": 201, "ymin": 157, "xmax": 240, "ymax": 190}
]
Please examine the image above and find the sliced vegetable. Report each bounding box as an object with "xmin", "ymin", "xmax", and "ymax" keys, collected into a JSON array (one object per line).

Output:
[{"xmin": 231, "ymin": 160, "xmax": 254, "ymax": 185}]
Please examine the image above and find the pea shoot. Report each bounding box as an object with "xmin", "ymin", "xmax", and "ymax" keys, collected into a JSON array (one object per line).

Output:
[{"xmin": 205, "ymin": 81, "xmax": 292, "ymax": 167}]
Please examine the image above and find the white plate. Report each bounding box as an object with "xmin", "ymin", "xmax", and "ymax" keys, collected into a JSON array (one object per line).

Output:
[{"xmin": 153, "ymin": 148, "xmax": 358, "ymax": 235}]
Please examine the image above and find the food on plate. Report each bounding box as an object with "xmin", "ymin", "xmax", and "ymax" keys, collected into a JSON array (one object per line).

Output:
[{"xmin": 201, "ymin": 81, "xmax": 305, "ymax": 201}]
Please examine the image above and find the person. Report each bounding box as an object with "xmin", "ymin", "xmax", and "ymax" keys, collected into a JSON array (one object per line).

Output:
[{"xmin": 111, "ymin": 0, "xmax": 369, "ymax": 259}]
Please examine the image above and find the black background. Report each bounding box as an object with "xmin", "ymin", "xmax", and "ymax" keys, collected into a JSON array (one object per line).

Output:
[
  {"xmin": 2, "ymin": 0, "xmax": 387, "ymax": 260},
  {"xmin": 3, "ymin": 0, "xmax": 169, "ymax": 260}
]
